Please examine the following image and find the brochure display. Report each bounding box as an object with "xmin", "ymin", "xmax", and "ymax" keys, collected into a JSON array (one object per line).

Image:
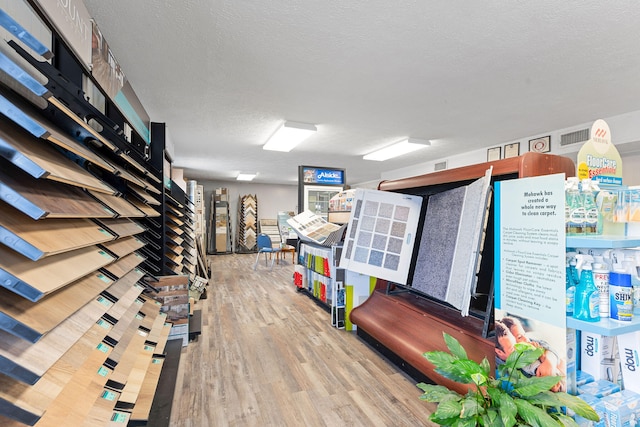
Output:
[
  {"xmin": 287, "ymin": 210, "xmax": 346, "ymax": 247},
  {"xmin": 298, "ymin": 166, "xmax": 345, "ymax": 220}
]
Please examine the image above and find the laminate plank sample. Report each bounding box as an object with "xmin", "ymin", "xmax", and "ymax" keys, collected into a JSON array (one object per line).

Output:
[
  {"xmin": 128, "ymin": 197, "xmax": 160, "ymax": 217},
  {"xmin": 0, "ymin": 296, "xmax": 113, "ymax": 384},
  {"xmin": 95, "ymin": 218, "xmax": 146, "ymax": 238},
  {"xmin": 0, "ymin": 271, "xmax": 113, "ymax": 343},
  {"xmin": 0, "ymin": 244, "xmax": 115, "ymax": 301},
  {"xmin": 129, "ymin": 354, "xmax": 165, "ymax": 423},
  {"xmin": 0, "ymin": 115, "xmax": 116, "ymax": 194},
  {"xmin": 103, "ymin": 252, "xmax": 146, "ymax": 279},
  {"xmin": 108, "ymin": 161, "xmax": 147, "ymax": 188},
  {"xmin": 89, "ymin": 191, "xmax": 146, "ymax": 218},
  {"xmin": 100, "ymin": 236, "xmax": 145, "ymax": 258},
  {"xmin": 0, "ymin": 203, "xmax": 116, "ymax": 260},
  {"xmin": 0, "ymin": 159, "xmax": 117, "ymax": 219},
  {"xmin": 127, "ymin": 183, "xmax": 160, "ymax": 205},
  {"xmin": 81, "ymin": 387, "xmax": 121, "ymax": 427}
]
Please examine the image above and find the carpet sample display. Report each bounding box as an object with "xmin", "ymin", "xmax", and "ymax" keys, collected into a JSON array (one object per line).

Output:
[{"xmin": 411, "ymin": 168, "xmax": 492, "ymax": 316}]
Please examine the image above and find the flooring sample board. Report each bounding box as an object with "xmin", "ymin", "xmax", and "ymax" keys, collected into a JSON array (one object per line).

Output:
[
  {"xmin": 0, "ymin": 115, "xmax": 116, "ymax": 194},
  {"xmin": 339, "ymin": 189, "xmax": 423, "ymax": 285},
  {"xmin": 411, "ymin": 169, "xmax": 492, "ymax": 316},
  {"xmin": 128, "ymin": 197, "xmax": 160, "ymax": 217},
  {"xmin": 0, "ymin": 244, "xmax": 115, "ymax": 301},
  {"xmin": 103, "ymin": 252, "xmax": 146, "ymax": 279},
  {"xmin": 100, "ymin": 236, "xmax": 145, "ymax": 258},
  {"xmin": 0, "ymin": 271, "xmax": 114, "ymax": 343},
  {"xmin": 0, "ymin": 203, "xmax": 116, "ymax": 260},
  {"xmin": 82, "ymin": 387, "xmax": 121, "ymax": 427},
  {"xmin": 4, "ymin": 93, "xmax": 117, "ymax": 173},
  {"xmin": 109, "ymin": 162, "xmax": 147, "ymax": 188},
  {"xmin": 89, "ymin": 191, "xmax": 146, "ymax": 218},
  {"xmin": 0, "ymin": 159, "xmax": 117, "ymax": 219},
  {"xmin": 146, "ymin": 338, "xmax": 182, "ymax": 427},
  {"xmin": 0, "ymin": 296, "xmax": 113, "ymax": 384},
  {"xmin": 129, "ymin": 354, "xmax": 165, "ymax": 424},
  {"xmin": 127, "ymin": 183, "xmax": 160, "ymax": 206},
  {"xmin": 95, "ymin": 218, "xmax": 146, "ymax": 238}
]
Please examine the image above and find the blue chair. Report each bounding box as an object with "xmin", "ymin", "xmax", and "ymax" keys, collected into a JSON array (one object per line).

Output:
[{"xmin": 253, "ymin": 233, "xmax": 281, "ymax": 270}]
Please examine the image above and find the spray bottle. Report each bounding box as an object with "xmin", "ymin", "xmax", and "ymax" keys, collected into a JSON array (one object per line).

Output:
[
  {"xmin": 581, "ymin": 179, "xmax": 601, "ymax": 235},
  {"xmin": 566, "ymin": 252, "xmax": 579, "ymax": 316},
  {"xmin": 566, "ymin": 177, "xmax": 584, "ymax": 235},
  {"xmin": 573, "ymin": 254, "xmax": 600, "ymax": 322},
  {"xmin": 591, "ymin": 252, "xmax": 611, "ymax": 318}
]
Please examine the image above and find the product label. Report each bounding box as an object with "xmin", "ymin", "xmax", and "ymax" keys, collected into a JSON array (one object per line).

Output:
[
  {"xmin": 594, "ymin": 270, "xmax": 610, "ymax": 317},
  {"xmin": 566, "ymin": 285, "xmax": 575, "ymax": 314},
  {"xmin": 588, "ymin": 292, "xmax": 600, "ymax": 319},
  {"xmin": 610, "ymin": 285, "xmax": 633, "ymax": 321}
]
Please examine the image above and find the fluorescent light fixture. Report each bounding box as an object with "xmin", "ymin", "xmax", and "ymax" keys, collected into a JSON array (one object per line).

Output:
[
  {"xmin": 263, "ymin": 121, "xmax": 317, "ymax": 152},
  {"xmin": 363, "ymin": 138, "xmax": 431, "ymax": 161},
  {"xmin": 237, "ymin": 173, "xmax": 257, "ymax": 181}
]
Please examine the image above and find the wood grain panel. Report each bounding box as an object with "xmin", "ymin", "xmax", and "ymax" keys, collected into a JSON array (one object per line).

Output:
[
  {"xmin": 128, "ymin": 197, "xmax": 160, "ymax": 217},
  {"xmin": 103, "ymin": 278, "xmax": 144, "ymax": 324},
  {"xmin": 81, "ymin": 387, "xmax": 120, "ymax": 427},
  {"xmin": 127, "ymin": 183, "xmax": 160, "ymax": 205},
  {"xmin": 100, "ymin": 236, "xmax": 145, "ymax": 258},
  {"xmin": 0, "ymin": 203, "xmax": 115, "ymax": 260},
  {"xmin": 0, "ymin": 115, "xmax": 116, "ymax": 194},
  {"xmin": 103, "ymin": 252, "xmax": 145, "ymax": 279},
  {"xmin": 95, "ymin": 218, "xmax": 146, "ymax": 238},
  {"xmin": 0, "ymin": 271, "xmax": 113, "ymax": 343},
  {"xmin": 0, "ymin": 245, "xmax": 115, "ymax": 301},
  {"xmin": 0, "ymin": 82, "xmax": 117, "ymax": 174},
  {"xmin": 128, "ymin": 354, "xmax": 165, "ymax": 423},
  {"xmin": 105, "ymin": 298, "xmax": 144, "ymax": 349},
  {"xmin": 89, "ymin": 191, "xmax": 145, "ymax": 218},
  {"xmin": 0, "ymin": 160, "xmax": 117, "ymax": 219},
  {"xmin": 0, "ymin": 296, "xmax": 113, "ymax": 384},
  {"xmin": 108, "ymin": 162, "xmax": 147, "ymax": 187}
]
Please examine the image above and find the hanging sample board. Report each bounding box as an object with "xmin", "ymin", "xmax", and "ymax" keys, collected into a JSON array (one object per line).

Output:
[
  {"xmin": 236, "ymin": 194, "xmax": 258, "ymax": 253},
  {"xmin": 411, "ymin": 168, "xmax": 493, "ymax": 316},
  {"xmin": 339, "ymin": 189, "xmax": 422, "ymax": 284}
]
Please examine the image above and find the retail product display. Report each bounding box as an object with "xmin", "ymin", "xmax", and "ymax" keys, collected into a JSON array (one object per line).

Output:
[
  {"xmin": 288, "ymin": 210, "xmax": 347, "ymax": 246},
  {"xmin": 236, "ymin": 194, "xmax": 258, "ymax": 253}
]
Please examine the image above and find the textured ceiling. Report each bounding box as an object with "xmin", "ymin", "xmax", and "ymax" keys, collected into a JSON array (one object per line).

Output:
[{"xmin": 82, "ymin": 1, "xmax": 640, "ymax": 186}]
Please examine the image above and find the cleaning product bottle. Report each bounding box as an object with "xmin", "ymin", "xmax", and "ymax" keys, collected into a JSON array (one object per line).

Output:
[
  {"xmin": 581, "ymin": 179, "xmax": 601, "ymax": 235},
  {"xmin": 573, "ymin": 254, "xmax": 600, "ymax": 322},
  {"xmin": 566, "ymin": 178, "xmax": 584, "ymax": 236},
  {"xmin": 634, "ymin": 251, "xmax": 640, "ymax": 315},
  {"xmin": 610, "ymin": 263, "xmax": 633, "ymax": 322},
  {"xmin": 566, "ymin": 252, "xmax": 578, "ymax": 316}
]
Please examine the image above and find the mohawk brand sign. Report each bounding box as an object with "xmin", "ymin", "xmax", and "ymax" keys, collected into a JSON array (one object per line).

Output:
[{"xmin": 577, "ymin": 119, "xmax": 623, "ymax": 186}]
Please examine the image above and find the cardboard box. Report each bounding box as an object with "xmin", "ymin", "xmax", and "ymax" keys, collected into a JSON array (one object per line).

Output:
[
  {"xmin": 580, "ymin": 332, "xmax": 620, "ymax": 382},
  {"xmin": 577, "ymin": 379, "xmax": 620, "ymax": 398},
  {"xmin": 576, "ymin": 370, "xmax": 595, "ymax": 387},
  {"xmin": 602, "ymin": 389, "xmax": 640, "ymax": 427},
  {"xmin": 567, "ymin": 328, "xmax": 578, "ymax": 395},
  {"xmin": 617, "ymin": 330, "xmax": 640, "ymax": 394}
]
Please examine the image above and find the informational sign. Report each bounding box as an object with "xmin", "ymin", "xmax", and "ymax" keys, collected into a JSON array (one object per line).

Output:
[
  {"xmin": 495, "ymin": 174, "xmax": 568, "ymax": 392},
  {"xmin": 36, "ymin": 0, "xmax": 91, "ymax": 66},
  {"xmin": 577, "ymin": 119, "xmax": 623, "ymax": 186},
  {"xmin": 301, "ymin": 167, "xmax": 345, "ymax": 185}
]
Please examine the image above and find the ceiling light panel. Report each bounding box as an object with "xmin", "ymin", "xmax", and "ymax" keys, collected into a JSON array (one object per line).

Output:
[
  {"xmin": 263, "ymin": 121, "xmax": 317, "ymax": 152},
  {"xmin": 363, "ymin": 138, "xmax": 431, "ymax": 161}
]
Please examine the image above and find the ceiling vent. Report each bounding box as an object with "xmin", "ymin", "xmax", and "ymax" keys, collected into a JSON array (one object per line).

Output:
[
  {"xmin": 434, "ymin": 161, "xmax": 447, "ymax": 171},
  {"xmin": 560, "ymin": 128, "xmax": 590, "ymax": 147}
]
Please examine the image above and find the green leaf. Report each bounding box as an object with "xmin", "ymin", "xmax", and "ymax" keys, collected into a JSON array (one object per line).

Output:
[
  {"xmin": 483, "ymin": 409, "xmax": 501, "ymax": 427},
  {"xmin": 552, "ymin": 392, "xmax": 600, "ymax": 421},
  {"xmin": 553, "ymin": 413, "xmax": 580, "ymax": 427},
  {"xmin": 479, "ymin": 357, "xmax": 491, "ymax": 376},
  {"xmin": 512, "ymin": 376, "xmax": 563, "ymax": 396},
  {"xmin": 505, "ymin": 346, "xmax": 544, "ymax": 370},
  {"xmin": 524, "ymin": 391, "xmax": 564, "ymax": 408},
  {"xmin": 429, "ymin": 412, "xmax": 458, "ymax": 426},
  {"xmin": 495, "ymin": 392, "xmax": 517, "ymax": 427},
  {"xmin": 417, "ymin": 383, "xmax": 462, "ymax": 403},
  {"xmin": 444, "ymin": 333, "xmax": 468, "ymax": 360},
  {"xmin": 432, "ymin": 399, "xmax": 463, "ymax": 423},
  {"xmin": 453, "ymin": 417, "xmax": 479, "ymax": 427},
  {"xmin": 460, "ymin": 395, "xmax": 483, "ymax": 418},
  {"xmin": 471, "ymin": 372, "xmax": 487, "ymax": 387},
  {"xmin": 438, "ymin": 359, "xmax": 487, "ymax": 384},
  {"xmin": 514, "ymin": 398, "xmax": 561, "ymax": 427},
  {"xmin": 425, "ymin": 350, "xmax": 457, "ymax": 369}
]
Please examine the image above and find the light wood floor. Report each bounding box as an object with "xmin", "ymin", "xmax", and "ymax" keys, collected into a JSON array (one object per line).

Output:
[{"xmin": 169, "ymin": 253, "xmax": 437, "ymax": 427}]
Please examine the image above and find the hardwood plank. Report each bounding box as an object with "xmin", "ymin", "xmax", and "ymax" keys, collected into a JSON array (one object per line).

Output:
[
  {"xmin": 0, "ymin": 160, "xmax": 117, "ymax": 219},
  {"xmin": 89, "ymin": 191, "xmax": 146, "ymax": 218},
  {"xmin": 129, "ymin": 354, "xmax": 165, "ymax": 423},
  {"xmin": 0, "ymin": 245, "xmax": 115, "ymax": 301},
  {"xmin": 127, "ymin": 183, "xmax": 160, "ymax": 205},
  {"xmin": 103, "ymin": 252, "xmax": 146, "ymax": 279},
  {"xmin": 0, "ymin": 114, "xmax": 116, "ymax": 194},
  {"xmin": 0, "ymin": 203, "xmax": 116, "ymax": 260},
  {"xmin": 128, "ymin": 197, "xmax": 160, "ymax": 217},
  {"xmin": 95, "ymin": 218, "xmax": 146, "ymax": 238},
  {"xmin": 81, "ymin": 387, "xmax": 121, "ymax": 427},
  {"xmin": 100, "ymin": 236, "xmax": 145, "ymax": 258},
  {"xmin": 0, "ymin": 271, "xmax": 114, "ymax": 343},
  {"xmin": 108, "ymin": 161, "xmax": 147, "ymax": 188}
]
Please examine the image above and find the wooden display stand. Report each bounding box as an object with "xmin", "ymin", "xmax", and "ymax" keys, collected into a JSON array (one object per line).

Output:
[{"xmin": 350, "ymin": 152, "xmax": 575, "ymax": 394}]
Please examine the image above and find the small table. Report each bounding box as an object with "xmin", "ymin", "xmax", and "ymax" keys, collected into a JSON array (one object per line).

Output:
[{"xmin": 276, "ymin": 245, "xmax": 296, "ymax": 264}]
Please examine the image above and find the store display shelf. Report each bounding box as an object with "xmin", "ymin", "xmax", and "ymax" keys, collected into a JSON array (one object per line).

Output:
[
  {"xmin": 567, "ymin": 315, "xmax": 640, "ymax": 336},
  {"xmin": 566, "ymin": 235, "xmax": 640, "ymax": 249}
]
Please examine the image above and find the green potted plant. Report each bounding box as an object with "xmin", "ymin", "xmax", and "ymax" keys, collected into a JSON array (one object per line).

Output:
[{"xmin": 417, "ymin": 332, "xmax": 599, "ymax": 426}]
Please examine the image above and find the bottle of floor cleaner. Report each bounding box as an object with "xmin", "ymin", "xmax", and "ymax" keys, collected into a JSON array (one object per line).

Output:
[
  {"xmin": 566, "ymin": 252, "xmax": 579, "ymax": 316},
  {"xmin": 566, "ymin": 178, "xmax": 584, "ymax": 235},
  {"xmin": 581, "ymin": 179, "xmax": 601, "ymax": 235},
  {"xmin": 573, "ymin": 254, "xmax": 600, "ymax": 322}
]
